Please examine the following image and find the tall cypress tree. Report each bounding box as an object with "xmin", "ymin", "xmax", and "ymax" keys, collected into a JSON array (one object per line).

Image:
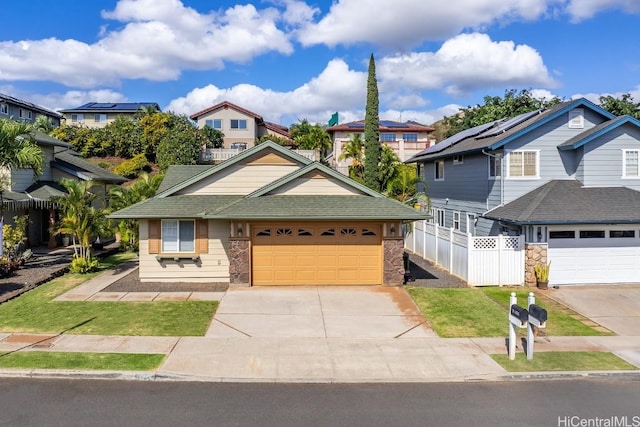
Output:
[{"xmin": 364, "ymin": 54, "xmax": 380, "ymax": 191}]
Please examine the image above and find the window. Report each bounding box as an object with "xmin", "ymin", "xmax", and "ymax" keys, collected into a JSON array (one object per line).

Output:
[
  {"xmin": 568, "ymin": 108, "xmax": 584, "ymax": 129},
  {"xmin": 94, "ymin": 114, "xmax": 107, "ymax": 123},
  {"xmin": 452, "ymin": 155, "xmax": 463, "ymax": 165},
  {"xmin": 230, "ymin": 143, "xmax": 247, "ymax": 150},
  {"xmin": 18, "ymin": 108, "xmax": 26, "ymax": 119},
  {"xmin": 489, "ymin": 155, "xmax": 502, "ymax": 178},
  {"xmin": 453, "ymin": 212, "xmax": 460, "ymax": 230},
  {"xmin": 610, "ymin": 230, "xmax": 635, "ymax": 238},
  {"xmin": 205, "ymin": 119, "xmax": 222, "ymax": 129},
  {"xmin": 230, "ymin": 119, "xmax": 247, "ymax": 129},
  {"xmin": 71, "ymin": 114, "xmax": 84, "ymax": 123},
  {"xmin": 0, "ymin": 103, "xmax": 7, "ymax": 115},
  {"xmin": 549, "ymin": 230, "xmax": 575, "ymax": 239},
  {"xmin": 162, "ymin": 220, "xmax": 195, "ymax": 252},
  {"xmin": 380, "ymin": 133, "xmax": 396, "ymax": 142},
  {"xmin": 436, "ymin": 209, "xmax": 445, "ymax": 227},
  {"xmin": 580, "ymin": 230, "xmax": 605, "ymax": 239},
  {"xmin": 434, "ymin": 160, "xmax": 444, "ymax": 181},
  {"xmin": 403, "ymin": 133, "xmax": 418, "ymax": 142},
  {"xmin": 508, "ymin": 151, "xmax": 537, "ymax": 177},
  {"xmin": 623, "ymin": 150, "xmax": 640, "ymax": 177}
]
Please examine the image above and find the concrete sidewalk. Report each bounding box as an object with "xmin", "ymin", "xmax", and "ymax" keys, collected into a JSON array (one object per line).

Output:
[{"xmin": 1, "ymin": 332, "xmax": 640, "ymax": 383}]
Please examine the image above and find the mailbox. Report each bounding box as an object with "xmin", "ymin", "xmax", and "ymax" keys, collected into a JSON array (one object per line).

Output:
[
  {"xmin": 528, "ymin": 304, "xmax": 548, "ymax": 328},
  {"xmin": 509, "ymin": 304, "xmax": 528, "ymax": 328}
]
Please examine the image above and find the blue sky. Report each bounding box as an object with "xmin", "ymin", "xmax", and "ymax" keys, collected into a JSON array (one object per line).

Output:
[{"xmin": 1, "ymin": 0, "xmax": 639, "ymax": 126}]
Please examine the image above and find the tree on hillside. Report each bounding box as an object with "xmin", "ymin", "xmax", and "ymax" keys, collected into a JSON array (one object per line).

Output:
[
  {"xmin": 156, "ymin": 115, "xmax": 208, "ymax": 170},
  {"xmin": 103, "ymin": 116, "xmax": 143, "ymax": 158},
  {"xmin": 364, "ymin": 54, "xmax": 381, "ymax": 191},
  {"xmin": 599, "ymin": 94, "xmax": 640, "ymax": 119},
  {"xmin": 255, "ymin": 134, "xmax": 290, "ymax": 145},
  {"xmin": 139, "ymin": 112, "xmax": 171, "ymax": 160},
  {"xmin": 443, "ymin": 89, "xmax": 562, "ymax": 137},
  {"xmin": 0, "ymin": 119, "xmax": 43, "ymax": 256},
  {"xmin": 202, "ymin": 125, "xmax": 225, "ymax": 148},
  {"xmin": 377, "ymin": 144, "xmax": 401, "ymax": 194}
]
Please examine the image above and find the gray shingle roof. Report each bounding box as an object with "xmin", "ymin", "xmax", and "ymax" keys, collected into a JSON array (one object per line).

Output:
[
  {"xmin": 407, "ymin": 99, "xmax": 615, "ymax": 163},
  {"xmin": 483, "ymin": 180, "xmax": 640, "ymax": 225},
  {"xmin": 34, "ymin": 132, "xmax": 72, "ymax": 148},
  {"xmin": 52, "ymin": 151, "xmax": 127, "ymax": 184},
  {"xmin": 156, "ymin": 165, "xmax": 214, "ymax": 193},
  {"xmin": 108, "ymin": 195, "xmax": 241, "ymax": 218},
  {"xmin": 558, "ymin": 115, "xmax": 640, "ymax": 150}
]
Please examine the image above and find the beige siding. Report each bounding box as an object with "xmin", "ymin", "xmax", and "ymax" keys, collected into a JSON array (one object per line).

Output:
[
  {"xmin": 270, "ymin": 176, "xmax": 365, "ymax": 195},
  {"xmin": 195, "ymin": 108, "xmax": 257, "ymax": 148},
  {"xmin": 177, "ymin": 163, "xmax": 299, "ymax": 195},
  {"xmin": 138, "ymin": 219, "xmax": 231, "ymax": 283}
]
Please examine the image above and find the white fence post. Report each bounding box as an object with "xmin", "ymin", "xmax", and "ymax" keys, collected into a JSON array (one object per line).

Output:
[{"xmin": 449, "ymin": 227, "xmax": 454, "ymax": 273}]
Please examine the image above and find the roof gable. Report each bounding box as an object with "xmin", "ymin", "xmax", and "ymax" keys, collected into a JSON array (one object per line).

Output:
[
  {"xmin": 156, "ymin": 140, "xmax": 313, "ymax": 197},
  {"xmin": 558, "ymin": 115, "xmax": 640, "ymax": 151},
  {"xmin": 189, "ymin": 101, "xmax": 262, "ymax": 121}
]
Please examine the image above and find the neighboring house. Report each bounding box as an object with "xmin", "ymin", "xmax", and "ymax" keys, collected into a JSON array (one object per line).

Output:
[
  {"xmin": 327, "ymin": 120, "xmax": 435, "ymax": 175},
  {"xmin": 110, "ymin": 141, "xmax": 425, "ymax": 286},
  {"xmin": 407, "ymin": 97, "xmax": 640, "ymax": 285},
  {"xmin": 2, "ymin": 132, "xmax": 127, "ymax": 247},
  {"xmin": 58, "ymin": 102, "xmax": 161, "ymax": 128},
  {"xmin": 0, "ymin": 93, "xmax": 62, "ymax": 127},
  {"xmin": 189, "ymin": 101, "xmax": 291, "ymax": 151}
]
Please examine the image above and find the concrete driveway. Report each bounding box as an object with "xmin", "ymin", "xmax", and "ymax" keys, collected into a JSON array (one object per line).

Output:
[
  {"xmin": 206, "ymin": 286, "xmax": 435, "ymax": 339},
  {"xmin": 547, "ymin": 284, "xmax": 640, "ymax": 336}
]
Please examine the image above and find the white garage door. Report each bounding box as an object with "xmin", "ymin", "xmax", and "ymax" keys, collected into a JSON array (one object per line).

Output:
[{"xmin": 547, "ymin": 228, "xmax": 640, "ymax": 285}]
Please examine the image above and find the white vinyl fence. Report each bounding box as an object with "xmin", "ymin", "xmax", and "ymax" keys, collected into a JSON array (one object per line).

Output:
[{"xmin": 405, "ymin": 221, "xmax": 525, "ymax": 286}]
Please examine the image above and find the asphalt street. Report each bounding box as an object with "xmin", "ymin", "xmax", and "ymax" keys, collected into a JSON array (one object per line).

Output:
[{"xmin": 1, "ymin": 378, "xmax": 639, "ymax": 427}]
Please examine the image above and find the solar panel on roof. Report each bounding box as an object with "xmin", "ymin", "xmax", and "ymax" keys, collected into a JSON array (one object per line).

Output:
[
  {"xmin": 419, "ymin": 121, "xmax": 497, "ymax": 155},
  {"xmin": 477, "ymin": 110, "xmax": 540, "ymax": 138},
  {"xmin": 380, "ymin": 120, "xmax": 409, "ymax": 128},
  {"xmin": 91, "ymin": 103, "xmax": 117, "ymax": 108},
  {"xmin": 347, "ymin": 122, "xmax": 364, "ymax": 128}
]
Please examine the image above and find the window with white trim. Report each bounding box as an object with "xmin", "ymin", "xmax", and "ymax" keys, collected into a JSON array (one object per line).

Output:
[
  {"xmin": 436, "ymin": 209, "xmax": 445, "ymax": 227},
  {"xmin": 452, "ymin": 155, "xmax": 463, "ymax": 165},
  {"xmin": 453, "ymin": 212, "xmax": 460, "ymax": 230},
  {"xmin": 435, "ymin": 160, "xmax": 444, "ymax": 181},
  {"xmin": 94, "ymin": 114, "xmax": 107, "ymax": 123},
  {"xmin": 230, "ymin": 119, "xmax": 247, "ymax": 129},
  {"xmin": 508, "ymin": 151, "xmax": 538, "ymax": 177},
  {"xmin": 205, "ymin": 119, "xmax": 222, "ymax": 129},
  {"xmin": 403, "ymin": 133, "xmax": 418, "ymax": 142},
  {"xmin": 161, "ymin": 220, "xmax": 195, "ymax": 252},
  {"xmin": 380, "ymin": 133, "xmax": 396, "ymax": 142},
  {"xmin": 71, "ymin": 114, "xmax": 84, "ymax": 123},
  {"xmin": 623, "ymin": 150, "xmax": 640, "ymax": 177},
  {"xmin": 568, "ymin": 108, "xmax": 584, "ymax": 129},
  {"xmin": 0, "ymin": 104, "xmax": 7, "ymax": 115},
  {"xmin": 489, "ymin": 155, "xmax": 502, "ymax": 178}
]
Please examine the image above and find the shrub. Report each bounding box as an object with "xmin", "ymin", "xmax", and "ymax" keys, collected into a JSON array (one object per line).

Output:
[
  {"xmin": 114, "ymin": 153, "xmax": 149, "ymax": 178},
  {"xmin": 0, "ymin": 257, "xmax": 12, "ymax": 278},
  {"xmin": 69, "ymin": 256, "xmax": 100, "ymax": 274}
]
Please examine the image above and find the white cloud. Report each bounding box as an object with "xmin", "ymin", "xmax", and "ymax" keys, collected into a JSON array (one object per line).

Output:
[
  {"xmin": 566, "ymin": 0, "xmax": 640, "ymax": 21},
  {"xmin": 0, "ymin": 0, "xmax": 292, "ymax": 88},
  {"xmin": 166, "ymin": 59, "xmax": 366, "ymax": 124},
  {"xmin": 377, "ymin": 33, "xmax": 556, "ymax": 97},
  {"xmin": 297, "ymin": 0, "xmax": 563, "ymax": 47},
  {"xmin": 279, "ymin": 0, "xmax": 319, "ymax": 26},
  {"xmin": 573, "ymin": 85, "xmax": 640, "ymax": 105}
]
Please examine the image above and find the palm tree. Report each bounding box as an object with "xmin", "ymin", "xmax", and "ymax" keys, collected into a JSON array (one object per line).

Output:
[
  {"xmin": 339, "ymin": 133, "xmax": 364, "ymax": 182},
  {"xmin": 54, "ymin": 178, "xmax": 99, "ymax": 260},
  {"xmin": 0, "ymin": 119, "xmax": 44, "ymax": 256},
  {"xmin": 33, "ymin": 115, "xmax": 55, "ymax": 133}
]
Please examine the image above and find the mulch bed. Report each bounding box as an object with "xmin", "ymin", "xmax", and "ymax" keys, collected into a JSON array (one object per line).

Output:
[
  {"xmin": 101, "ymin": 269, "xmax": 229, "ymax": 293},
  {"xmin": 405, "ymin": 252, "xmax": 469, "ymax": 288}
]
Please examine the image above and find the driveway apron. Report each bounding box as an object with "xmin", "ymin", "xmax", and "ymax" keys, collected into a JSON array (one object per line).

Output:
[{"xmin": 206, "ymin": 286, "xmax": 435, "ymax": 339}]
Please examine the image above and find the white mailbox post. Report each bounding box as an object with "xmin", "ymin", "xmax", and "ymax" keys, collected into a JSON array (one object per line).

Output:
[
  {"xmin": 527, "ymin": 292, "xmax": 548, "ymax": 361},
  {"xmin": 508, "ymin": 292, "xmax": 528, "ymax": 360}
]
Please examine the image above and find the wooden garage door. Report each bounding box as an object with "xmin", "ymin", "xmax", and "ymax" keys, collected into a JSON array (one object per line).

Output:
[{"xmin": 252, "ymin": 222, "xmax": 382, "ymax": 285}]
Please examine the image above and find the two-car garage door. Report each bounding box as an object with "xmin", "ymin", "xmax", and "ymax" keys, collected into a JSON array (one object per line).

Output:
[
  {"xmin": 251, "ymin": 222, "xmax": 382, "ymax": 285},
  {"xmin": 547, "ymin": 227, "xmax": 640, "ymax": 285}
]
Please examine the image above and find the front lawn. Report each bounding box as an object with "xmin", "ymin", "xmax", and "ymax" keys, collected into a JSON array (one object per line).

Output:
[
  {"xmin": 0, "ymin": 253, "xmax": 218, "ymax": 336},
  {"xmin": 0, "ymin": 351, "xmax": 165, "ymax": 371},
  {"xmin": 407, "ymin": 287, "xmax": 612, "ymax": 338},
  {"xmin": 492, "ymin": 351, "xmax": 638, "ymax": 372}
]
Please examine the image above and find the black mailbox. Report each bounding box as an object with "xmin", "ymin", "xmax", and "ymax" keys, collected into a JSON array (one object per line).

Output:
[
  {"xmin": 529, "ymin": 304, "xmax": 548, "ymax": 323},
  {"xmin": 510, "ymin": 304, "xmax": 528, "ymax": 324}
]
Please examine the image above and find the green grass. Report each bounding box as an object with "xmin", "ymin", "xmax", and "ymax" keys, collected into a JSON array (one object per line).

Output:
[
  {"xmin": 0, "ymin": 253, "xmax": 218, "ymax": 336},
  {"xmin": 492, "ymin": 351, "xmax": 638, "ymax": 372},
  {"xmin": 0, "ymin": 351, "xmax": 165, "ymax": 370},
  {"xmin": 481, "ymin": 287, "xmax": 613, "ymax": 337},
  {"xmin": 407, "ymin": 286, "xmax": 611, "ymax": 338}
]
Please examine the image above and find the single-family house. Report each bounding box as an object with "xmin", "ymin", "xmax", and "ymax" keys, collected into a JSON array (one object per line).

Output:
[
  {"xmin": 189, "ymin": 101, "xmax": 291, "ymax": 151},
  {"xmin": 0, "ymin": 93, "xmax": 62, "ymax": 127},
  {"xmin": 110, "ymin": 140, "xmax": 426, "ymax": 286},
  {"xmin": 58, "ymin": 102, "xmax": 161, "ymax": 128},
  {"xmin": 407, "ymin": 97, "xmax": 640, "ymax": 285},
  {"xmin": 327, "ymin": 120, "xmax": 435, "ymax": 175},
  {"xmin": 2, "ymin": 132, "xmax": 127, "ymax": 247}
]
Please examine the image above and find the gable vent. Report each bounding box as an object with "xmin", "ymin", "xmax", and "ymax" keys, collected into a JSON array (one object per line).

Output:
[{"xmin": 568, "ymin": 108, "xmax": 584, "ymax": 129}]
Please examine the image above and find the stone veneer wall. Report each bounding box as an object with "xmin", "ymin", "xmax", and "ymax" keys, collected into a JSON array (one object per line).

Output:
[
  {"xmin": 229, "ymin": 238, "xmax": 250, "ymax": 286},
  {"xmin": 525, "ymin": 243, "xmax": 547, "ymax": 287},
  {"xmin": 383, "ymin": 238, "xmax": 405, "ymax": 286}
]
